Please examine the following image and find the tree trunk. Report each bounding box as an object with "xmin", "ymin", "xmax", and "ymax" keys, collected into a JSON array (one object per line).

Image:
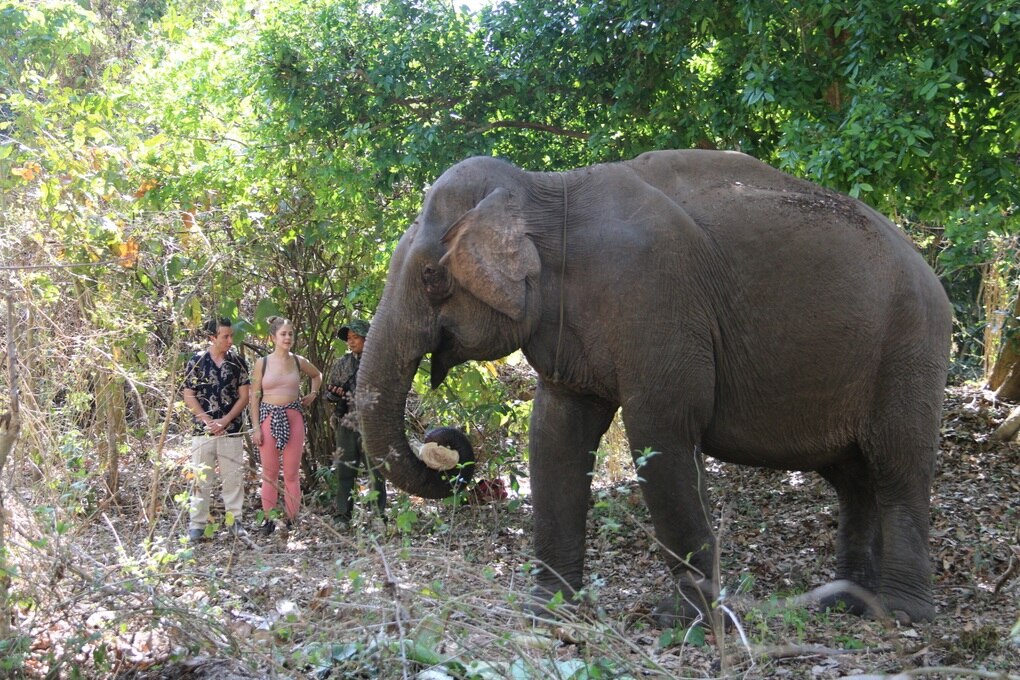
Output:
[
  {"xmin": 1, "ymin": 295, "xmax": 21, "ymax": 640},
  {"xmin": 993, "ymin": 362, "xmax": 1020, "ymax": 402},
  {"xmin": 0, "ymin": 411, "xmax": 17, "ymax": 642},
  {"xmin": 97, "ymin": 371, "xmax": 126, "ymax": 497},
  {"xmin": 987, "ymin": 293, "xmax": 1020, "ymax": 402},
  {"xmin": 991, "ymin": 404, "xmax": 1020, "ymax": 442}
]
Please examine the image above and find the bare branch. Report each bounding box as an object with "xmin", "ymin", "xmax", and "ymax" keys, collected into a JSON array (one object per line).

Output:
[
  {"xmin": 474, "ymin": 119, "xmax": 590, "ymax": 140},
  {"xmin": 990, "ymin": 403, "xmax": 1020, "ymax": 442}
]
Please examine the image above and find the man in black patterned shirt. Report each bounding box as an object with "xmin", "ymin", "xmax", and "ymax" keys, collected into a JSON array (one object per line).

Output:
[{"xmin": 182, "ymin": 318, "xmax": 250, "ymax": 542}]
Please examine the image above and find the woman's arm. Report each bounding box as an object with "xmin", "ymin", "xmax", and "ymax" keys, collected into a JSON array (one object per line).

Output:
[
  {"xmin": 250, "ymin": 357, "xmax": 263, "ymax": 445},
  {"xmin": 298, "ymin": 356, "xmax": 322, "ymax": 409}
]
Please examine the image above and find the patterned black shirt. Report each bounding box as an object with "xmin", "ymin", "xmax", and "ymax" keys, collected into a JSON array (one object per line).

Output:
[{"xmin": 182, "ymin": 350, "xmax": 251, "ymax": 435}]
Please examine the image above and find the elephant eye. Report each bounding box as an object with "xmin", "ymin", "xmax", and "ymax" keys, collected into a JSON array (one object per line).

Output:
[{"xmin": 422, "ymin": 264, "xmax": 452, "ymax": 303}]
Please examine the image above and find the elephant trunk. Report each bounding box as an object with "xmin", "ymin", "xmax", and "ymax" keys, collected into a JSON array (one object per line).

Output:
[{"xmin": 356, "ymin": 318, "xmax": 468, "ymax": 499}]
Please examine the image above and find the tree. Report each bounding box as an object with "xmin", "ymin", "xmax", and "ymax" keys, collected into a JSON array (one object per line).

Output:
[
  {"xmin": 988, "ymin": 292, "xmax": 1020, "ymax": 401},
  {"xmin": 242, "ymin": 0, "xmax": 1018, "ymax": 381}
]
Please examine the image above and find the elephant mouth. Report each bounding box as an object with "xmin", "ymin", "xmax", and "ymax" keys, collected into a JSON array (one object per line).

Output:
[{"xmin": 429, "ymin": 328, "xmax": 461, "ymax": 389}]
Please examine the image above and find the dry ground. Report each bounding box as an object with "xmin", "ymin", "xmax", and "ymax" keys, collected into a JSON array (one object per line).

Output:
[{"xmin": 4, "ymin": 385, "xmax": 1018, "ymax": 678}]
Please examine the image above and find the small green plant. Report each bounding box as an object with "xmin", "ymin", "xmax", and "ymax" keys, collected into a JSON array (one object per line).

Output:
[
  {"xmin": 658, "ymin": 625, "xmax": 707, "ymax": 649},
  {"xmin": 592, "ymin": 487, "xmax": 631, "ymax": 541},
  {"xmin": 956, "ymin": 624, "xmax": 1001, "ymax": 659},
  {"xmin": 255, "ymin": 508, "xmax": 283, "ymax": 524},
  {"xmin": 835, "ymin": 634, "xmax": 865, "ymax": 650},
  {"xmin": 545, "ymin": 589, "xmax": 566, "ymax": 612},
  {"xmin": 0, "ymin": 634, "xmax": 31, "ymax": 675},
  {"xmin": 634, "ymin": 447, "xmax": 661, "ymax": 483},
  {"xmin": 395, "ymin": 508, "xmax": 418, "ymax": 533},
  {"xmin": 743, "ymin": 595, "xmax": 822, "ymax": 646},
  {"xmin": 780, "ymin": 603, "xmax": 810, "ymax": 639}
]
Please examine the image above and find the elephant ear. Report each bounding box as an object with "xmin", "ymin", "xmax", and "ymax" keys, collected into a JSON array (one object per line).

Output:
[{"xmin": 440, "ymin": 188, "xmax": 540, "ymax": 321}]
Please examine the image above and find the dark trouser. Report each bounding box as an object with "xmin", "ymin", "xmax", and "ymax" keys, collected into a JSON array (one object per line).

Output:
[{"xmin": 334, "ymin": 425, "xmax": 387, "ymax": 519}]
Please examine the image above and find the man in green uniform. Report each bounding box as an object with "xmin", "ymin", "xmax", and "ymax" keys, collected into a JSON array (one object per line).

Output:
[{"xmin": 326, "ymin": 319, "xmax": 386, "ymax": 525}]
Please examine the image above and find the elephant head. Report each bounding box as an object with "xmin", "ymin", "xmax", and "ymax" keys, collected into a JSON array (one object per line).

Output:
[{"xmin": 356, "ymin": 157, "xmax": 545, "ymax": 498}]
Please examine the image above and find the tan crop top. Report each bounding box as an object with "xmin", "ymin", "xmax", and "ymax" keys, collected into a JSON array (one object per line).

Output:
[{"xmin": 260, "ymin": 354, "xmax": 301, "ymax": 400}]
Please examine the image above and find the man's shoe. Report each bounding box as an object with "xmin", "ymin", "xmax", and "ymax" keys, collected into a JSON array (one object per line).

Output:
[
  {"xmin": 226, "ymin": 522, "xmax": 255, "ymax": 548},
  {"xmin": 259, "ymin": 519, "xmax": 275, "ymax": 536},
  {"xmin": 187, "ymin": 528, "xmax": 207, "ymax": 543}
]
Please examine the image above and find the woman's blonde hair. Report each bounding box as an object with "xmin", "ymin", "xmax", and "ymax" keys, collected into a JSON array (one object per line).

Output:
[{"xmin": 267, "ymin": 315, "xmax": 292, "ymax": 338}]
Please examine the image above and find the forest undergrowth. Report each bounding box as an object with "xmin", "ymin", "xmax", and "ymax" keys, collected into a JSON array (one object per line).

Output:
[{"xmin": 1, "ymin": 385, "xmax": 1018, "ymax": 679}]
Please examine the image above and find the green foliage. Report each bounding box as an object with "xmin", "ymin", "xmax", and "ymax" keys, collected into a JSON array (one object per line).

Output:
[
  {"xmin": 0, "ymin": 0, "xmax": 107, "ymax": 86},
  {"xmin": 743, "ymin": 596, "xmax": 816, "ymax": 645},
  {"xmin": 295, "ymin": 632, "xmax": 636, "ymax": 679},
  {"xmin": 0, "ymin": 632, "xmax": 31, "ymax": 676},
  {"xmin": 412, "ymin": 356, "xmax": 530, "ymax": 478}
]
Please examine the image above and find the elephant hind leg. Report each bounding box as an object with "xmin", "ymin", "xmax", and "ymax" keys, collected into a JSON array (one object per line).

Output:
[
  {"xmin": 819, "ymin": 455, "xmax": 883, "ymax": 615},
  {"xmin": 852, "ymin": 342, "xmax": 944, "ymax": 624},
  {"xmin": 858, "ymin": 419, "xmax": 938, "ymax": 623}
]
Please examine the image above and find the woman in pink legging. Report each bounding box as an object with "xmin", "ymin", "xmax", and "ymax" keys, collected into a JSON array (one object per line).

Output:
[{"xmin": 250, "ymin": 316, "xmax": 321, "ymax": 535}]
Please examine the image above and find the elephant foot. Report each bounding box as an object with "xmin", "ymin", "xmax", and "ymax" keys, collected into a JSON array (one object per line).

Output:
[
  {"xmin": 819, "ymin": 589, "xmax": 871, "ymax": 617},
  {"xmin": 521, "ymin": 585, "xmax": 588, "ymax": 622},
  {"xmin": 651, "ymin": 582, "xmax": 716, "ymax": 629},
  {"xmin": 879, "ymin": 589, "xmax": 934, "ymax": 624},
  {"xmin": 818, "ymin": 581, "xmax": 934, "ymax": 624}
]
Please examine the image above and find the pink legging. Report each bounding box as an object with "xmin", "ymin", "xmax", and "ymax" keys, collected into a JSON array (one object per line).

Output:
[{"xmin": 258, "ymin": 409, "xmax": 304, "ymax": 520}]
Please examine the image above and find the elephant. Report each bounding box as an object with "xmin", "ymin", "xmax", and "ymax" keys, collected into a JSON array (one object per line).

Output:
[{"xmin": 355, "ymin": 149, "xmax": 952, "ymax": 626}]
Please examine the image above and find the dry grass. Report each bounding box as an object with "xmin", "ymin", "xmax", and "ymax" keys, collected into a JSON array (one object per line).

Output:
[{"xmin": 1, "ymin": 386, "xmax": 1018, "ymax": 678}]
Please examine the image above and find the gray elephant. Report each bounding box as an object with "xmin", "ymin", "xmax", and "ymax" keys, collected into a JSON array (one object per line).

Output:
[{"xmin": 355, "ymin": 150, "xmax": 952, "ymax": 626}]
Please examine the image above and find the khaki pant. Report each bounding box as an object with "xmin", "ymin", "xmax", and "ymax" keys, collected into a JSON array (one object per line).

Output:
[{"xmin": 189, "ymin": 434, "xmax": 245, "ymax": 531}]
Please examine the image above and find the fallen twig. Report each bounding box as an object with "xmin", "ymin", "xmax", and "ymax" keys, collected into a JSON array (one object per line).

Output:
[
  {"xmin": 842, "ymin": 667, "xmax": 1020, "ymax": 680},
  {"xmin": 994, "ymin": 546, "xmax": 1020, "ymax": 594},
  {"xmin": 755, "ymin": 643, "xmax": 896, "ymax": 659}
]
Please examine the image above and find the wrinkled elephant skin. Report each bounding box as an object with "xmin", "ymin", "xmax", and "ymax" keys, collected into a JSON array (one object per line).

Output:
[{"xmin": 355, "ymin": 150, "xmax": 952, "ymax": 626}]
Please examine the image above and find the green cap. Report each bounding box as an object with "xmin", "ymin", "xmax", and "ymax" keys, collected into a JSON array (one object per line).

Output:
[{"xmin": 339, "ymin": 318, "xmax": 370, "ymax": 341}]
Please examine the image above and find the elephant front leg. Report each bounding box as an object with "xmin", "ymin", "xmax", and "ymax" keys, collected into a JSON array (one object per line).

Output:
[
  {"xmin": 527, "ymin": 384, "xmax": 616, "ymax": 614},
  {"xmin": 625, "ymin": 420, "xmax": 718, "ymax": 628}
]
